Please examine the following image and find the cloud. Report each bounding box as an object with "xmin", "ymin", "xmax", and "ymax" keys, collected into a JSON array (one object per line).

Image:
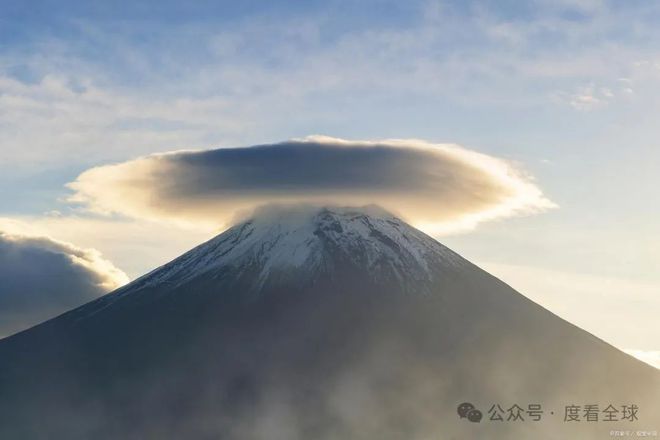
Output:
[
  {"xmin": 0, "ymin": 74, "xmax": 243, "ymax": 167},
  {"xmin": 0, "ymin": 215, "xmax": 213, "ymax": 280},
  {"xmin": 66, "ymin": 136, "xmax": 555, "ymax": 234},
  {"xmin": 3, "ymin": 1, "xmax": 660, "ymax": 169},
  {"xmin": 0, "ymin": 231, "xmax": 128, "ymax": 338},
  {"xmin": 555, "ymin": 81, "xmax": 635, "ymax": 111}
]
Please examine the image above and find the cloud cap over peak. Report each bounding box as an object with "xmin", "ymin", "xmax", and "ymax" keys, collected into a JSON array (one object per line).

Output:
[{"xmin": 68, "ymin": 136, "xmax": 556, "ymax": 233}]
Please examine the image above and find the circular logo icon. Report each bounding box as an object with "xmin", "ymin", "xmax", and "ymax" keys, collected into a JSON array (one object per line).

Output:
[
  {"xmin": 457, "ymin": 402, "xmax": 475, "ymax": 418},
  {"xmin": 467, "ymin": 409, "xmax": 483, "ymax": 423}
]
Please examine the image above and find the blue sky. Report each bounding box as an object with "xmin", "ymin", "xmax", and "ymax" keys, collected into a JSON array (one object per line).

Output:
[{"xmin": 0, "ymin": 0, "xmax": 659, "ymax": 366}]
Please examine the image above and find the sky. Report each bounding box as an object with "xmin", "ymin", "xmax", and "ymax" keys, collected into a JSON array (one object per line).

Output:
[{"xmin": 0, "ymin": 0, "xmax": 658, "ymax": 367}]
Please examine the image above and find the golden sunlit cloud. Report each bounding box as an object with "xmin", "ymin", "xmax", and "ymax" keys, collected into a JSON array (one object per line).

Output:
[
  {"xmin": 0, "ymin": 230, "xmax": 128, "ymax": 337},
  {"xmin": 0, "ymin": 215, "xmax": 214, "ymax": 279},
  {"xmin": 67, "ymin": 136, "xmax": 556, "ymax": 233}
]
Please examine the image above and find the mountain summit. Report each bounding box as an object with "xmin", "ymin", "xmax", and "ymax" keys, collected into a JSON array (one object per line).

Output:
[
  {"xmin": 0, "ymin": 206, "xmax": 658, "ymax": 439},
  {"xmin": 104, "ymin": 205, "xmax": 467, "ymax": 298}
]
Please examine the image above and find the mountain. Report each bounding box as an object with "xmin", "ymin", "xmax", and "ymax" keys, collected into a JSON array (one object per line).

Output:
[{"xmin": 0, "ymin": 205, "xmax": 658, "ymax": 439}]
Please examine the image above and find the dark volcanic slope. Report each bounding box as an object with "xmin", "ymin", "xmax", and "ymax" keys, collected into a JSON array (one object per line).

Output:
[{"xmin": 0, "ymin": 206, "xmax": 658, "ymax": 439}]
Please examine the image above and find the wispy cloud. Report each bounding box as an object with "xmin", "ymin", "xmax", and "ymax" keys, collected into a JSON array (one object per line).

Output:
[
  {"xmin": 2, "ymin": 1, "xmax": 660, "ymax": 168},
  {"xmin": 0, "ymin": 74, "xmax": 245, "ymax": 166}
]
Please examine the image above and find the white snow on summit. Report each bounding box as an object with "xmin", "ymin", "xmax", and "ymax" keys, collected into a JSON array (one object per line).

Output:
[{"xmin": 110, "ymin": 205, "xmax": 468, "ymax": 297}]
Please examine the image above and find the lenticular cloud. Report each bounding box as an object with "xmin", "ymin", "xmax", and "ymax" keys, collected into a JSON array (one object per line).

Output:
[{"xmin": 67, "ymin": 136, "xmax": 556, "ymax": 233}]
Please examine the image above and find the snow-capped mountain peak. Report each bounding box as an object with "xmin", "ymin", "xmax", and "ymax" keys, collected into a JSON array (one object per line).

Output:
[{"xmin": 117, "ymin": 205, "xmax": 467, "ymax": 296}]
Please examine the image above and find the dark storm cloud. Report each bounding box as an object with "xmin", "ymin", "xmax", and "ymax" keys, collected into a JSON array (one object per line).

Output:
[
  {"xmin": 68, "ymin": 136, "xmax": 555, "ymax": 232},
  {"xmin": 0, "ymin": 232, "xmax": 127, "ymax": 337}
]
